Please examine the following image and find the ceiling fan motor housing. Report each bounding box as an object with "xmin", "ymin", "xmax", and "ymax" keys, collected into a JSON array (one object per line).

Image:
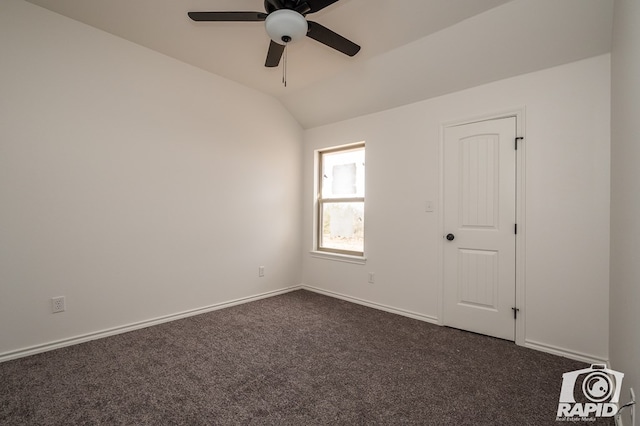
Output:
[{"xmin": 265, "ymin": 9, "xmax": 308, "ymax": 45}]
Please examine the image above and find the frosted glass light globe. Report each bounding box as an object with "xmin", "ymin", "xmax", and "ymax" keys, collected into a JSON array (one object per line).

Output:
[{"xmin": 265, "ymin": 9, "xmax": 308, "ymax": 45}]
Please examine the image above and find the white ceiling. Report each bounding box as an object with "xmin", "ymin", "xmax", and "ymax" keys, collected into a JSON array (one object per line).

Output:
[{"xmin": 24, "ymin": 0, "xmax": 613, "ymax": 128}]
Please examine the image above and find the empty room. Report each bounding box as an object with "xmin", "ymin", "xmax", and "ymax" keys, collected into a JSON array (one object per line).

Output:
[{"xmin": 1, "ymin": 0, "xmax": 638, "ymax": 424}]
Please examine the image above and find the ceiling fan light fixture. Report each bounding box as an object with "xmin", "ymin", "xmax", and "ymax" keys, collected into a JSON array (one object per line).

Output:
[{"xmin": 265, "ymin": 9, "xmax": 308, "ymax": 45}]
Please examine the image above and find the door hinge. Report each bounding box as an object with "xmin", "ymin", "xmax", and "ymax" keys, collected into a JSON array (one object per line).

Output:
[
  {"xmin": 512, "ymin": 307, "xmax": 520, "ymax": 320},
  {"xmin": 514, "ymin": 223, "xmax": 517, "ymax": 234},
  {"xmin": 515, "ymin": 137, "xmax": 523, "ymax": 150}
]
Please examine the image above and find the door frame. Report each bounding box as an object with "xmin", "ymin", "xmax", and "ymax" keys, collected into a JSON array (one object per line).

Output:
[{"xmin": 438, "ymin": 107, "xmax": 526, "ymax": 346}]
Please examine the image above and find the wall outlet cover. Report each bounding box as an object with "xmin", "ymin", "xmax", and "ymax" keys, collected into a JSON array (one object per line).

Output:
[{"xmin": 51, "ymin": 296, "xmax": 65, "ymax": 313}]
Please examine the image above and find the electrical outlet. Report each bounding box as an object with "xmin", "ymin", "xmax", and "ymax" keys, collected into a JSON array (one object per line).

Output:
[
  {"xmin": 368, "ymin": 272, "xmax": 375, "ymax": 284},
  {"xmin": 51, "ymin": 296, "xmax": 65, "ymax": 313},
  {"xmin": 259, "ymin": 266, "xmax": 265, "ymax": 277}
]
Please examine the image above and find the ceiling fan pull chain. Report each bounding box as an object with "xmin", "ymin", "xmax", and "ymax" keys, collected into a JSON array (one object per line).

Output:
[{"xmin": 282, "ymin": 43, "xmax": 288, "ymax": 87}]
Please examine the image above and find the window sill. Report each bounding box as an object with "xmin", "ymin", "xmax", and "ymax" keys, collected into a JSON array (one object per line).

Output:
[{"xmin": 309, "ymin": 251, "xmax": 367, "ymax": 265}]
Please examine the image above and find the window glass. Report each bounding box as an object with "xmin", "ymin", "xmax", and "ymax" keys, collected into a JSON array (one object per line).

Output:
[
  {"xmin": 320, "ymin": 201, "xmax": 364, "ymax": 253},
  {"xmin": 321, "ymin": 148, "xmax": 365, "ymax": 198}
]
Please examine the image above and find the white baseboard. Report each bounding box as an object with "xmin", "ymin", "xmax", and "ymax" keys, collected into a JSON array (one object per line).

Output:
[
  {"xmin": 2, "ymin": 285, "xmax": 609, "ymax": 370},
  {"xmin": 0, "ymin": 285, "xmax": 303, "ymax": 363},
  {"xmin": 302, "ymin": 285, "xmax": 609, "ymax": 365},
  {"xmin": 301, "ymin": 284, "xmax": 440, "ymax": 325},
  {"xmin": 523, "ymin": 338, "xmax": 609, "ymax": 365}
]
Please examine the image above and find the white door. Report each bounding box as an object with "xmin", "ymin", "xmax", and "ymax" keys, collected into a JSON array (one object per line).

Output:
[{"xmin": 443, "ymin": 117, "xmax": 517, "ymax": 341}]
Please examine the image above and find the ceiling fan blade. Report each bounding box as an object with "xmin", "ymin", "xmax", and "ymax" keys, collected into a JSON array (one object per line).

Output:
[
  {"xmin": 305, "ymin": 0, "xmax": 340, "ymax": 14},
  {"xmin": 265, "ymin": 0, "xmax": 285, "ymax": 11},
  {"xmin": 306, "ymin": 21, "xmax": 360, "ymax": 56},
  {"xmin": 265, "ymin": 40, "xmax": 286, "ymax": 67},
  {"xmin": 188, "ymin": 11, "xmax": 267, "ymax": 22}
]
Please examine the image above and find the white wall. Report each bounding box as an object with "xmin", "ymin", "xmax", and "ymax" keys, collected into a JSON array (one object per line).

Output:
[
  {"xmin": 610, "ymin": 0, "xmax": 640, "ymax": 417},
  {"xmin": 302, "ymin": 54, "xmax": 611, "ymax": 362},
  {"xmin": 0, "ymin": 0, "xmax": 302, "ymax": 358}
]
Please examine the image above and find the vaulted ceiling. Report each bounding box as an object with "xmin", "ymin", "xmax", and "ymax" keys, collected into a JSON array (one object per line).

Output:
[{"xmin": 25, "ymin": 0, "xmax": 613, "ymax": 128}]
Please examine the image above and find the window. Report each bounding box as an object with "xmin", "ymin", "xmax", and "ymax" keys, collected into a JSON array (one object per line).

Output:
[{"xmin": 317, "ymin": 143, "xmax": 365, "ymax": 256}]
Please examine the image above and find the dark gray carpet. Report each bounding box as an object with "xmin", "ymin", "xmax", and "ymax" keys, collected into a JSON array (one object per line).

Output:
[{"xmin": 0, "ymin": 290, "xmax": 613, "ymax": 425}]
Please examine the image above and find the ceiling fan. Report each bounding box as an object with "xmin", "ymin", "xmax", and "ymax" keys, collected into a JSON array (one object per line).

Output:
[{"xmin": 188, "ymin": 0, "xmax": 361, "ymax": 68}]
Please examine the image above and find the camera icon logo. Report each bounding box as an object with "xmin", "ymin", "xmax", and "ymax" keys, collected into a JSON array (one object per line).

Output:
[
  {"xmin": 557, "ymin": 364, "xmax": 624, "ymax": 419},
  {"xmin": 582, "ymin": 369, "xmax": 613, "ymax": 403}
]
